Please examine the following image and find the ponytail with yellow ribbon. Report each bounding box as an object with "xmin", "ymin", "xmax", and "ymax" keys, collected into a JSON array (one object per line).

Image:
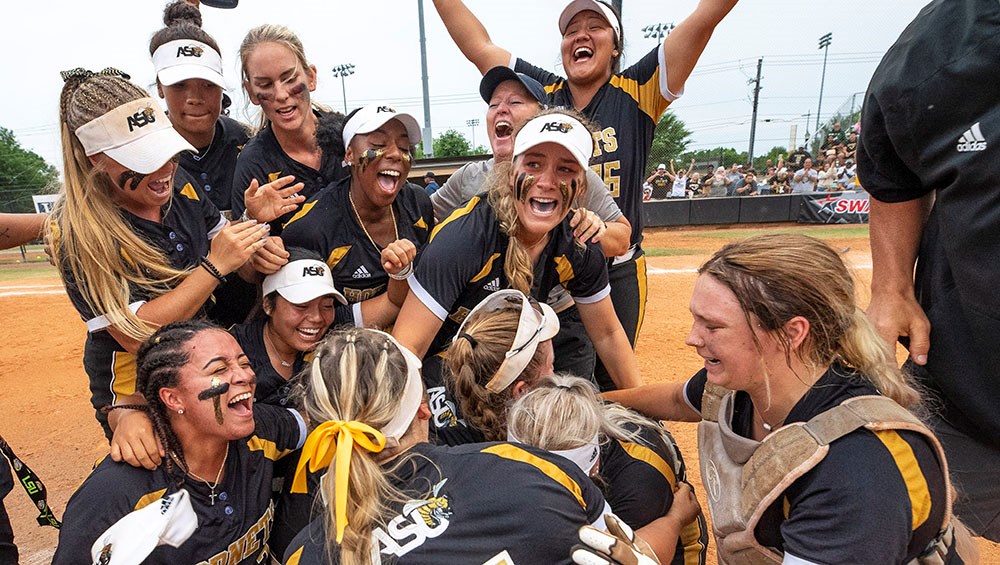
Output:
[{"xmin": 292, "ymin": 420, "xmax": 386, "ymax": 542}]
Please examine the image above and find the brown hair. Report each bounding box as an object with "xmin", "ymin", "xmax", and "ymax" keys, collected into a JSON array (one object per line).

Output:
[
  {"xmin": 445, "ymin": 305, "xmax": 550, "ymax": 441},
  {"xmin": 148, "ymin": 1, "xmax": 220, "ymax": 57},
  {"xmin": 699, "ymin": 234, "xmax": 920, "ymax": 407}
]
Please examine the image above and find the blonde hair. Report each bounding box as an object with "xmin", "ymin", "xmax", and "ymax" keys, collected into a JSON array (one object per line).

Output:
[
  {"xmin": 486, "ymin": 107, "xmax": 593, "ymax": 294},
  {"xmin": 51, "ymin": 73, "xmax": 189, "ymax": 342},
  {"xmin": 700, "ymin": 234, "xmax": 920, "ymax": 408},
  {"xmin": 238, "ymin": 24, "xmax": 328, "ymax": 131},
  {"xmin": 445, "ymin": 305, "xmax": 550, "ymax": 441},
  {"xmin": 299, "ymin": 328, "xmax": 414, "ymax": 565}
]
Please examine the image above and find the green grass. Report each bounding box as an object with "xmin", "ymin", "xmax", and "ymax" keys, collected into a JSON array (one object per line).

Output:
[
  {"xmin": 644, "ymin": 247, "xmax": 710, "ymax": 257},
  {"xmin": 0, "ymin": 263, "xmax": 59, "ymax": 281},
  {"xmin": 687, "ymin": 226, "xmax": 870, "ymax": 240}
]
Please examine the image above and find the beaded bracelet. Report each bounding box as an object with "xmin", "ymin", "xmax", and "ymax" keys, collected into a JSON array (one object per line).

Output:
[{"xmin": 200, "ymin": 257, "xmax": 227, "ymax": 283}]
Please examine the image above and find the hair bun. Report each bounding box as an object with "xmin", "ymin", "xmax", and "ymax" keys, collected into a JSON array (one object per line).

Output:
[{"xmin": 163, "ymin": 0, "xmax": 203, "ymax": 28}]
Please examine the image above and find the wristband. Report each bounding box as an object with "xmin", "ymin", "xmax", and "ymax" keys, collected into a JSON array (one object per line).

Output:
[
  {"xmin": 240, "ymin": 209, "xmax": 253, "ymax": 223},
  {"xmin": 200, "ymin": 257, "xmax": 227, "ymax": 283},
  {"xmin": 388, "ymin": 262, "xmax": 413, "ymax": 281}
]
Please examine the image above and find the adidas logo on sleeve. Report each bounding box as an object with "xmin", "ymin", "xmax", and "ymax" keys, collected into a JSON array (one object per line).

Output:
[
  {"xmin": 956, "ymin": 122, "xmax": 987, "ymax": 152},
  {"xmin": 352, "ymin": 265, "xmax": 372, "ymax": 279},
  {"xmin": 483, "ymin": 278, "xmax": 501, "ymax": 292}
]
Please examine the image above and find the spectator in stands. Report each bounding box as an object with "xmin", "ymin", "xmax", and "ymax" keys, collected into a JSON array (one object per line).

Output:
[
  {"xmin": 769, "ymin": 168, "xmax": 790, "ymax": 194},
  {"xmin": 725, "ymin": 163, "xmax": 743, "ymax": 196},
  {"xmin": 734, "ymin": 170, "xmax": 759, "ymax": 196},
  {"xmin": 820, "ymin": 133, "xmax": 839, "ymax": 154},
  {"xmin": 830, "ymin": 120, "xmax": 846, "ymax": 145},
  {"xmin": 423, "ymin": 172, "xmax": 440, "ymax": 196},
  {"xmin": 838, "ymin": 158, "xmax": 857, "ymax": 189},
  {"xmin": 688, "ymin": 171, "xmax": 703, "ymax": 197},
  {"xmin": 817, "ymin": 160, "xmax": 839, "ymax": 191},
  {"xmin": 646, "ymin": 163, "xmax": 671, "ymax": 200},
  {"xmin": 707, "ymin": 166, "xmax": 728, "ymax": 197},
  {"xmin": 787, "ymin": 146, "xmax": 811, "ymax": 171},
  {"xmin": 666, "ymin": 158, "xmax": 695, "ymax": 198},
  {"xmin": 791, "ymin": 158, "xmax": 818, "ymax": 193},
  {"xmin": 845, "ymin": 131, "xmax": 858, "ymax": 159}
]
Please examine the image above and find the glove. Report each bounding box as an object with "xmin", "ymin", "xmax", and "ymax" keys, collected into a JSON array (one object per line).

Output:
[
  {"xmin": 91, "ymin": 489, "xmax": 198, "ymax": 565},
  {"xmin": 571, "ymin": 512, "xmax": 661, "ymax": 565}
]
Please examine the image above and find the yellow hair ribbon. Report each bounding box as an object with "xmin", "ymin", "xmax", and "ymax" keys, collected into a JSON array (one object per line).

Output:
[{"xmin": 291, "ymin": 420, "xmax": 386, "ymax": 543}]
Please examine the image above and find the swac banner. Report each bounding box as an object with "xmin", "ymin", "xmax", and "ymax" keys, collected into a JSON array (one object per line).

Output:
[{"xmin": 798, "ymin": 191, "xmax": 869, "ymax": 224}]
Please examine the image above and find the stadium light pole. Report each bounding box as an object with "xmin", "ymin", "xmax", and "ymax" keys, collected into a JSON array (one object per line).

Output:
[
  {"xmin": 815, "ymin": 33, "xmax": 832, "ymax": 132},
  {"xmin": 418, "ymin": 0, "xmax": 435, "ymax": 157},
  {"xmin": 466, "ymin": 118, "xmax": 480, "ymax": 149},
  {"xmin": 331, "ymin": 64, "xmax": 355, "ymax": 114},
  {"xmin": 641, "ymin": 22, "xmax": 674, "ymax": 45}
]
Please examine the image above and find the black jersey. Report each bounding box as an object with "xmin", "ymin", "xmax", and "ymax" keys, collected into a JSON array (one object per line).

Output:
[
  {"xmin": 858, "ymin": 0, "xmax": 1000, "ymax": 448},
  {"xmin": 177, "ymin": 115, "xmax": 251, "ymax": 214},
  {"xmin": 231, "ymin": 111, "xmax": 348, "ymax": 233},
  {"xmin": 600, "ymin": 422, "xmax": 708, "ymax": 565},
  {"xmin": 53, "ymin": 404, "xmax": 304, "ymax": 564},
  {"xmin": 516, "ymin": 46, "xmax": 672, "ymax": 247},
  {"xmin": 281, "ymin": 177, "xmax": 434, "ymax": 324},
  {"xmin": 60, "ymin": 171, "xmax": 226, "ymax": 439},
  {"xmin": 283, "ymin": 441, "xmax": 608, "ymax": 564},
  {"xmin": 685, "ymin": 365, "xmax": 950, "ymax": 563}
]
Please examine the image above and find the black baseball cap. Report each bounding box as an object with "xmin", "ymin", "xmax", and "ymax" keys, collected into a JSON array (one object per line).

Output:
[{"xmin": 479, "ymin": 66, "xmax": 547, "ymax": 105}]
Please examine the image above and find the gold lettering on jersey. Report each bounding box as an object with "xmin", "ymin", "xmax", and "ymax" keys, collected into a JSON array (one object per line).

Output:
[
  {"xmin": 372, "ymin": 479, "xmax": 453, "ymax": 558},
  {"xmin": 590, "ymin": 161, "xmax": 622, "ymax": 198},
  {"xmin": 343, "ymin": 285, "xmax": 386, "ymax": 303},
  {"xmin": 590, "ymin": 127, "xmax": 618, "ymax": 157},
  {"xmin": 197, "ymin": 502, "xmax": 273, "ymax": 565}
]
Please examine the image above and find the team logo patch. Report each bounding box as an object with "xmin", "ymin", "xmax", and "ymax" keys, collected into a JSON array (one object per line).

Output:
[
  {"xmin": 428, "ymin": 386, "xmax": 461, "ymax": 429},
  {"xmin": 376, "ymin": 105, "xmax": 397, "ymax": 114},
  {"xmin": 352, "ymin": 265, "xmax": 372, "ymax": 279},
  {"xmin": 540, "ymin": 121, "xmax": 573, "ymax": 134},
  {"xmin": 96, "ymin": 544, "xmax": 113, "ymax": 565},
  {"xmin": 483, "ymin": 277, "xmax": 501, "ymax": 292},
  {"xmin": 373, "ymin": 479, "xmax": 453, "ymax": 557},
  {"xmin": 956, "ymin": 122, "xmax": 987, "ymax": 152},
  {"xmin": 126, "ymin": 107, "xmax": 156, "ymax": 132},
  {"xmin": 302, "ymin": 264, "xmax": 326, "ymax": 277}
]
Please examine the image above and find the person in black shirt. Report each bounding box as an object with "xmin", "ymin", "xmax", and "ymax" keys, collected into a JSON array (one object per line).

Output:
[
  {"xmin": 49, "ymin": 71, "xmax": 267, "ymax": 448},
  {"xmin": 53, "ymin": 321, "xmax": 305, "ymax": 564},
  {"xmin": 149, "ymin": 1, "xmax": 257, "ymax": 327},
  {"xmin": 282, "ymin": 327, "xmax": 609, "ymax": 564},
  {"xmin": 232, "ymin": 24, "xmax": 347, "ymax": 232},
  {"xmin": 860, "ymin": 0, "xmax": 1000, "ymax": 540}
]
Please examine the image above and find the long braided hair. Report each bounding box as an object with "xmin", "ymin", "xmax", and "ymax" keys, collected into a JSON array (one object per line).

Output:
[{"xmin": 136, "ymin": 319, "xmax": 218, "ymax": 487}]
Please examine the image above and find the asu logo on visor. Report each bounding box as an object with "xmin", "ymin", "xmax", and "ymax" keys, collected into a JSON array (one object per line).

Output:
[
  {"xmin": 176, "ymin": 45, "xmax": 204, "ymax": 58},
  {"xmin": 540, "ymin": 121, "xmax": 574, "ymax": 134},
  {"xmin": 376, "ymin": 105, "xmax": 396, "ymax": 113},
  {"xmin": 302, "ymin": 264, "xmax": 326, "ymax": 277},
  {"xmin": 126, "ymin": 107, "xmax": 157, "ymax": 132}
]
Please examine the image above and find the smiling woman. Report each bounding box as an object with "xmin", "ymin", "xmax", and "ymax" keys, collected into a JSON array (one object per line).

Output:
[
  {"xmin": 392, "ymin": 108, "xmax": 643, "ymax": 444},
  {"xmin": 52, "ymin": 320, "xmax": 305, "ymax": 564}
]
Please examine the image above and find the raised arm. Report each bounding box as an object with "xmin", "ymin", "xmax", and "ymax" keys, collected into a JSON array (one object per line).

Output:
[
  {"xmin": 662, "ymin": 0, "xmax": 738, "ymax": 96},
  {"xmin": 577, "ymin": 297, "xmax": 642, "ymax": 389},
  {"xmin": 432, "ymin": 0, "xmax": 513, "ymax": 74}
]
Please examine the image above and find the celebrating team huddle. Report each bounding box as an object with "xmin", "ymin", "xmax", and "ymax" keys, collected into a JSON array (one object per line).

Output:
[{"xmin": 0, "ymin": 0, "xmax": 984, "ymax": 563}]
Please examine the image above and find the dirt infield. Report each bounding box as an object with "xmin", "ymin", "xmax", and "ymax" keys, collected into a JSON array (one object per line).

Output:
[{"xmin": 1, "ymin": 224, "xmax": 997, "ymax": 564}]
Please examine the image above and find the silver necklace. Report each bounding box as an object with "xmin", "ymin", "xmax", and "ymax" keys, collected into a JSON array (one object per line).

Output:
[
  {"xmin": 172, "ymin": 443, "xmax": 228, "ymax": 505},
  {"xmin": 264, "ymin": 324, "xmax": 294, "ymax": 368}
]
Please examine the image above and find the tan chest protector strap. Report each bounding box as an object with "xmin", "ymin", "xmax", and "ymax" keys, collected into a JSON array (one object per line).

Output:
[
  {"xmin": 740, "ymin": 395, "xmax": 952, "ymax": 537},
  {"xmin": 701, "ymin": 383, "xmax": 730, "ymax": 423}
]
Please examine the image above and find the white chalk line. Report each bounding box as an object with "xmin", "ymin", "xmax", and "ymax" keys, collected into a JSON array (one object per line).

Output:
[{"xmin": 648, "ymin": 263, "xmax": 872, "ymax": 275}]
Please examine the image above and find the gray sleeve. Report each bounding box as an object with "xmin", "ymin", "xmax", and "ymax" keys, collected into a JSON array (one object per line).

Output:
[
  {"xmin": 581, "ymin": 168, "xmax": 623, "ymax": 222},
  {"xmin": 431, "ymin": 162, "xmax": 483, "ymax": 220}
]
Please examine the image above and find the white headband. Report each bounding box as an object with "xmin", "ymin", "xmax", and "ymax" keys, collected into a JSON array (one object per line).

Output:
[{"xmin": 508, "ymin": 430, "xmax": 601, "ymax": 474}]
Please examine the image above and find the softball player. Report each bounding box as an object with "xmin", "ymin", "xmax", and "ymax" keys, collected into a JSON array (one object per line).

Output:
[
  {"xmin": 231, "ymin": 25, "xmax": 347, "ymax": 232},
  {"xmin": 392, "ymin": 110, "xmax": 642, "ymax": 446},
  {"xmin": 53, "ymin": 321, "xmax": 306, "ymax": 563},
  {"xmin": 50, "ymin": 70, "xmax": 268, "ymax": 443},
  {"xmin": 150, "ymin": 0, "xmax": 258, "ymax": 327},
  {"xmin": 278, "ymin": 104, "xmax": 433, "ymax": 329},
  {"xmin": 433, "ymin": 0, "xmax": 737, "ymax": 390},
  {"xmin": 281, "ymin": 328, "xmax": 610, "ymax": 564},
  {"xmin": 604, "ymin": 235, "xmax": 967, "ymax": 564}
]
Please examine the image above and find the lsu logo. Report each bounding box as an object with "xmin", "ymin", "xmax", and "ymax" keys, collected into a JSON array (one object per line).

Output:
[
  {"xmin": 176, "ymin": 45, "xmax": 204, "ymax": 57},
  {"xmin": 376, "ymin": 105, "xmax": 396, "ymax": 113},
  {"xmin": 540, "ymin": 121, "xmax": 573, "ymax": 133},
  {"xmin": 127, "ymin": 107, "xmax": 156, "ymax": 132},
  {"xmin": 373, "ymin": 480, "xmax": 453, "ymax": 558},
  {"xmin": 302, "ymin": 264, "xmax": 326, "ymax": 277}
]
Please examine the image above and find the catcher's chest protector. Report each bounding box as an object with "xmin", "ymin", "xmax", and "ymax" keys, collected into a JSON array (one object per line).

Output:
[{"xmin": 697, "ymin": 385, "xmax": 956, "ymax": 565}]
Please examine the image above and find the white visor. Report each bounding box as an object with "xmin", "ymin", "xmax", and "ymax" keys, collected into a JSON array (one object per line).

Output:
[
  {"xmin": 75, "ymin": 98, "xmax": 195, "ymax": 174},
  {"xmin": 558, "ymin": 0, "xmax": 621, "ymax": 41},
  {"xmin": 513, "ymin": 113, "xmax": 594, "ymax": 171},
  {"xmin": 263, "ymin": 259, "xmax": 348, "ymax": 305},
  {"xmin": 90, "ymin": 489, "xmax": 198, "ymax": 564},
  {"xmin": 455, "ymin": 290, "xmax": 560, "ymax": 393},
  {"xmin": 342, "ymin": 103, "xmax": 422, "ymax": 149},
  {"xmin": 152, "ymin": 39, "xmax": 226, "ymax": 89}
]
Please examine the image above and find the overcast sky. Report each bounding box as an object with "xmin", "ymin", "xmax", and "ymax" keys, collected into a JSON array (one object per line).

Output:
[{"xmin": 2, "ymin": 0, "xmax": 931, "ymax": 174}]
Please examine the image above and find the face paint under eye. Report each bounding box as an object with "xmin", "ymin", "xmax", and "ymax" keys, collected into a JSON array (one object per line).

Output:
[
  {"xmin": 117, "ymin": 170, "xmax": 147, "ymax": 191},
  {"xmin": 197, "ymin": 380, "xmax": 230, "ymax": 401},
  {"xmin": 400, "ymin": 151, "xmax": 412, "ymax": 164},
  {"xmin": 256, "ymin": 91, "xmax": 274, "ymax": 102},
  {"xmin": 287, "ymin": 82, "xmax": 307, "ymax": 97},
  {"xmin": 204, "ymin": 376, "xmax": 226, "ymax": 425},
  {"xmin": 514, "ymin": 172, "xmax": 535, "ymax": 203},
  {"xmin": 356, "ymin": 148, "xmax": 384, "ymax": 173}
]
